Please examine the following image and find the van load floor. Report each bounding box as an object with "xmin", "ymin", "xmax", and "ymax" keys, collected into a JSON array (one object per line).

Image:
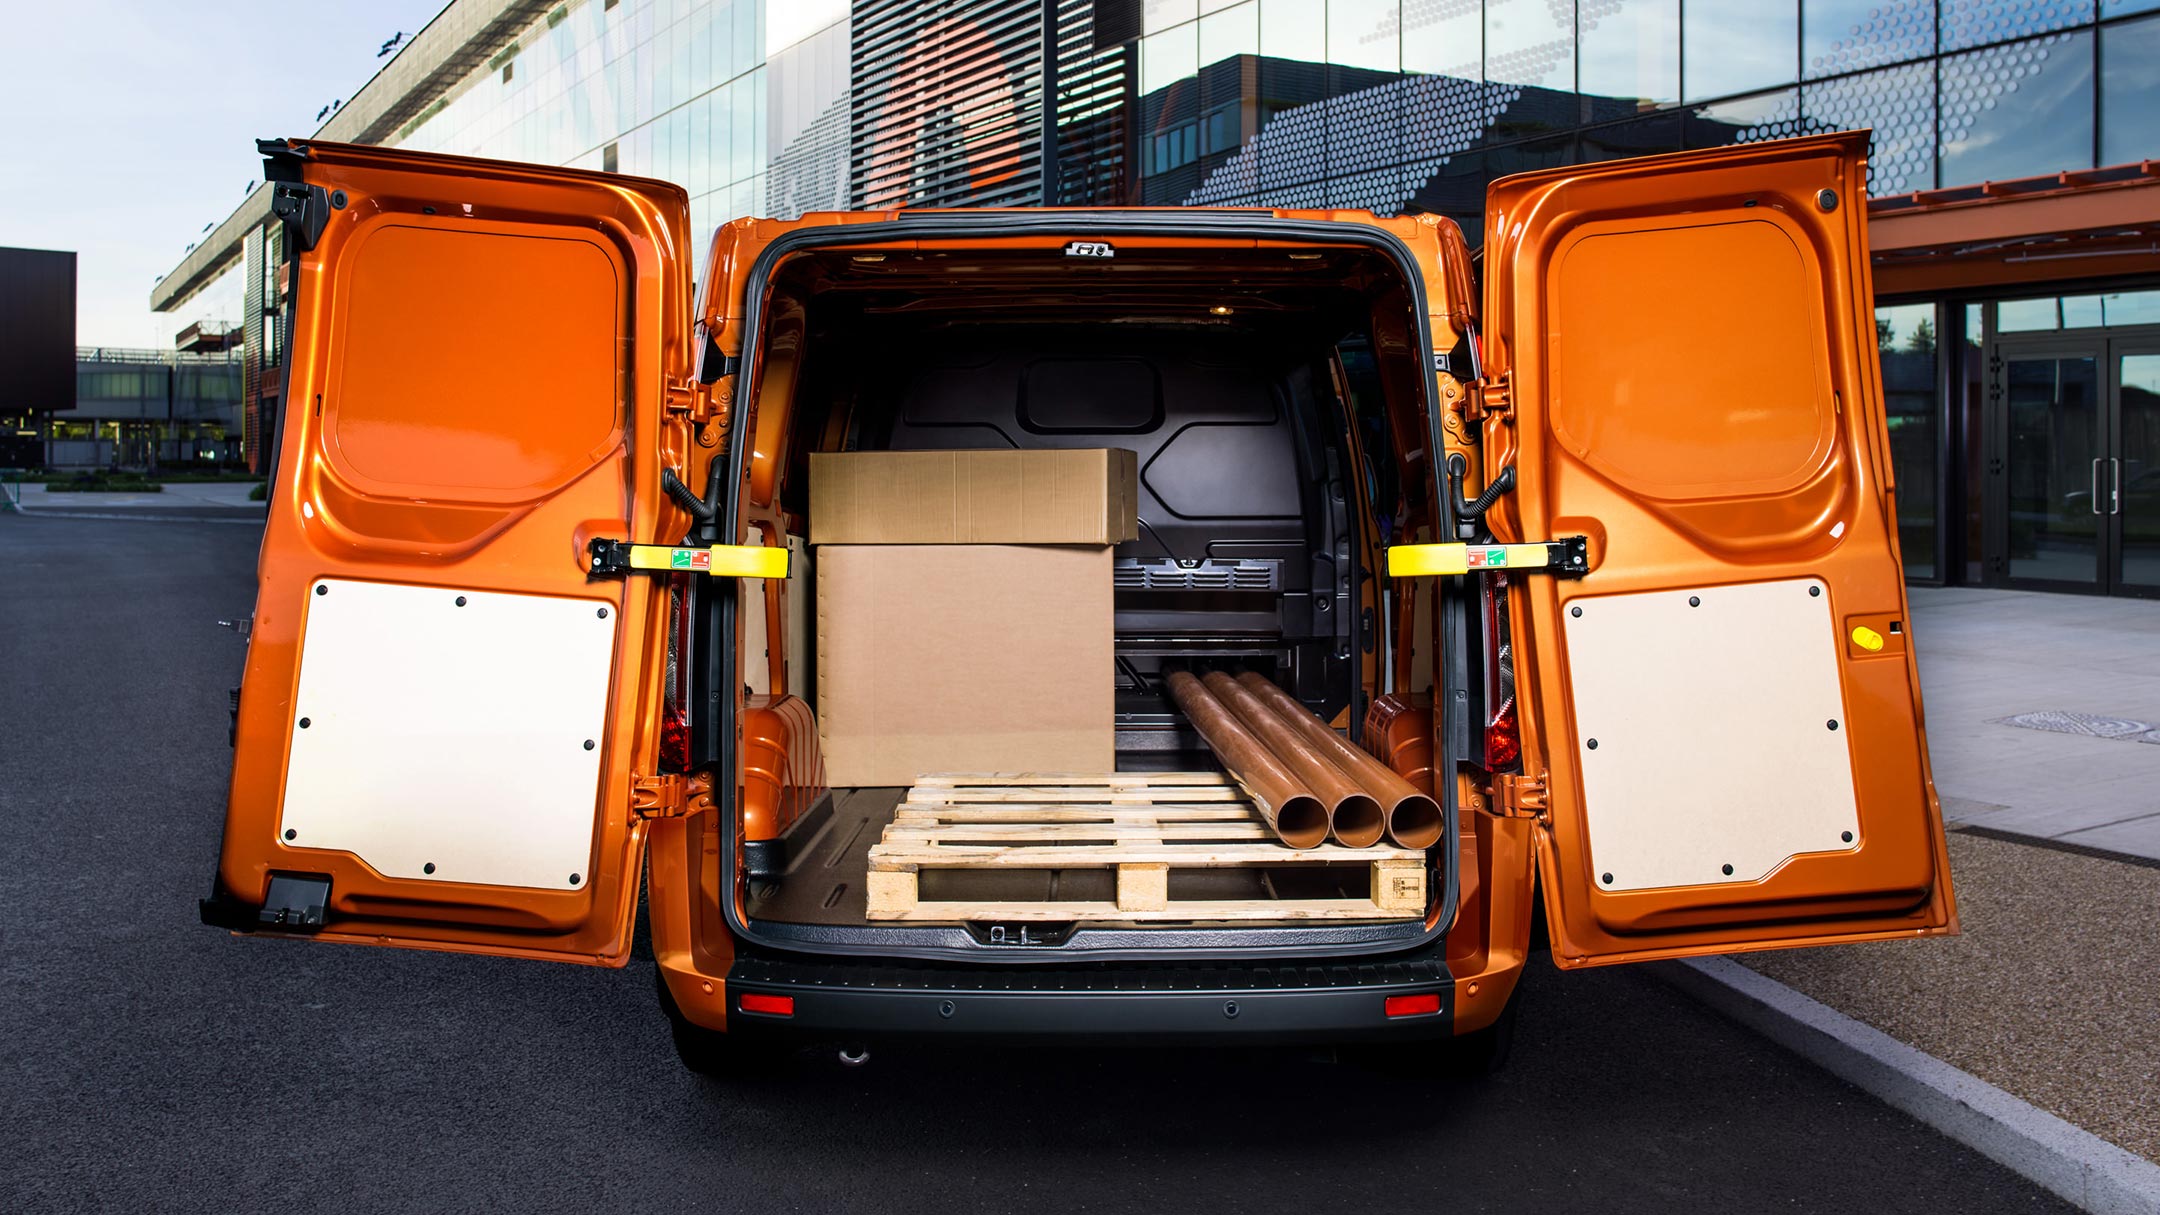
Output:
[{"xmin": 748, "ymin": 787, "xmax": 1403, "ymax": 929}]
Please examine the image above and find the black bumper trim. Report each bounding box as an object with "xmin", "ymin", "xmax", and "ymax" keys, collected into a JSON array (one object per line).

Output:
[{"xmin": 722, "ymin": 943, "xmax": 1455, "ymax": 1043}]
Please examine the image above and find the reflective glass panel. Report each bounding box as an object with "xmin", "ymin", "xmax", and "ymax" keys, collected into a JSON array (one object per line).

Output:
[
  {"xmin": 1806, "ymin": 0, "xmax": 1936, "ymax": 79},
  {"xmin": 1998, "ymin": 297, "xmax": 2063, "ymax": 331},
  {"xmin": 1146, "ymin": 0, "xmax": 1199, "ymax": 36},
  {"xmin": 2102, "ymin": 291, "xmax": 2160, "ymax": 326},
  {"xmin": 1260, "ymin": 0, "xmax": 1326, "ymax": 64},
  {"xmin": 1685, "ymin": 88, "xmax": 1802, "ymax": 148},
  {"xmin": 2103, "ymin": 0, "xmax": 2160, "ymax": 13},
  {"xmin": 1199, "ymin": 1, "xmax": 1259, "ymax": 69},
  {"xmin": 1579, "ymin": 111, "xmax": 1684, "ymax": 161},
  {"xmin": 1142, "ymin": 24, "xmax": 1200, "ymax": 92},
  {"xmin": 1940, "ymin": 31, "xmax": 2095, "ymax": 187},
  {"xmin": 1943, "ymin": 0, "xmax": 2095, "ymax": 54},
  {"xmin": 2005, "ymin": 354, "xmax": 2103, "ymax": 585},
  {"xmin": 1402, "ymin": 0, "xmax": 1483, "ymax": 79},
  {"xmin": 1329, "ymin": 0, "xmax": 1401, "ymax": 72},
  {"xmin": 1487, "ymin": 0, "xmax": 1576, "ymax": 93},
  {"xmin": 1580, "ymin": 0, "xmax": 1679, "ymax": 111},
  {"xmin": 1683, "ymin": 0, "xmax": 1798, "ymax": 101},
  {"xmin": 1802, "ymin": 61, "xmax": 1937, "ymax": 194},
  {"xmin": 2101, "ymin": 16, "xmax": 2160, "ymax": 166},
  {"xmin": 2119, "ymin": 353, "xmax": 2160, "ymax": 590},
  {"xmin": 1878, "ymin": 303, "xmax": 1941, "ymax": 578}
]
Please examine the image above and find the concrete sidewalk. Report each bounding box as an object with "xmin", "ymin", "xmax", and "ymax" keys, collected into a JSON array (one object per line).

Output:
[
  {"xmin": 1720, "ymin": 586, "xmax": 2160, "ymax": 1183},
  {"xmin": 1908, "ymin": 586, "xmax": 2160, "ymax": 861}
]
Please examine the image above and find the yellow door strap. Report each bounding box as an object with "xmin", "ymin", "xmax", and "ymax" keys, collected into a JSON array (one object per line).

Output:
[
  {"xmin": 1387, "ymin": 537, "xmax": 1588, "ymax": 578},
  {"xmin": 588, "ymin": 538, "xmax": 789, "ymax": 579}
]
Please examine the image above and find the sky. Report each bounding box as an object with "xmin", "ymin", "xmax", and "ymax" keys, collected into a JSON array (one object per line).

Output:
[{"xmin": 0, "ymin": 0, "xmax": 451, "ymax": 348}]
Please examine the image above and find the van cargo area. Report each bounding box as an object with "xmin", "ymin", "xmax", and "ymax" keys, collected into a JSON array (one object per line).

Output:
[{"xmin": 716, "ymin": 241, "xmax": 1451, "ymax": 952}]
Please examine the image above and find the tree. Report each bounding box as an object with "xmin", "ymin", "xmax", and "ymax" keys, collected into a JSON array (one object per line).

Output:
[{"xmin": 1906, "ymin": 317, "xmax": 1937, "ymax": 357}]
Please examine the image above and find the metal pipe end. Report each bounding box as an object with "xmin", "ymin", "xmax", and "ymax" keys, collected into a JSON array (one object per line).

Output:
[
  {"xmin": 1276, "ymin": 795, "xmax": 1330, "ymax": 850},
  {"xmin": 1388, "ymin": 794, "xmax": 1445, "ymax": 851},
  {"xmin": 1331, "ymin": 794, "xmax": 1385, "ymax": 848}
]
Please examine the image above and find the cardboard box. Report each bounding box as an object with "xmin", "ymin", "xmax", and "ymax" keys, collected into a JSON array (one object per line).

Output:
[
  {"xmin": 809, "ymin": 448, "xmax": 1139, "ymax": 546},
  {"xmin": 815, "ymin": 544, "xmax": 1113, "ymax": 787}
]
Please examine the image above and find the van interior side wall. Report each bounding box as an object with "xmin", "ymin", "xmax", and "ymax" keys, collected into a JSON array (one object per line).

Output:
[{"xmin": 739, "ymin": 249, "xmax": 1436, "ymax": 933}]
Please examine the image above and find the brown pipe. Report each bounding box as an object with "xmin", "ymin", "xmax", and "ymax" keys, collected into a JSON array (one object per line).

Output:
[
  {"xmin": 1237, "ymin": 672, "xmax": 1445, "ymax": 850},
  {"xmin": 1203, "ymin": 671, "xmax": 1385, "ymax": 848},
  {"xmin": 1163, "ymin": 671, "xmax": 1329, "ymax": 850}
]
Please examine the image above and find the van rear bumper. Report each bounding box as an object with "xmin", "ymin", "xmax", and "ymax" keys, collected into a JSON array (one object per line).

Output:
[{"xmin": 719, "ymin": 938, "xmax": 1455, "ymax": 1043}]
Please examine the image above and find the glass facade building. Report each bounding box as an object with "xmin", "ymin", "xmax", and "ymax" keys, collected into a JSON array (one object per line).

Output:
[
  {"xmin": 1130, "ymin": 0, "xmax": 2160, "ymax": 220},
  {"xmin": 154, "ymin": 0, "xmax": 2160, "ymax": 592}
]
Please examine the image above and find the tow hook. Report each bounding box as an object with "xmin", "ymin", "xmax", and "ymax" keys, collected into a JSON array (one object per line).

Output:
[{"xmin": 836, "ymin": 1043, "xmax": 872, "ymax": 1068}]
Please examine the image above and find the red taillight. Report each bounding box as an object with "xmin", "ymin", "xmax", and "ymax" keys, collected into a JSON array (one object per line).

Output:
[
  {"xmin": 658, "ymin": 573, "xmax": 694, "ymax": 771},
  {"xmin": 739, "ymin": 992, "xmax": 794, "ymax": 1017},
  {"xmin": 1481, "ymin": 572, "xmax": 1521, "ymax": 771},
  {"xmin": 1384, "ymin": 992, "xmax": 1441, "ymax": 1018},
  {"xmin": 1485, "ymin": 699, "xmax": 1521, "ymax": 770}
]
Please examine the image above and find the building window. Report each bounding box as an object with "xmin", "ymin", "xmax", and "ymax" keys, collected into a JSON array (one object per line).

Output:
[
  {"xmin": 1806, "ymin": 0, "xmax": 1934, "ymax": 79},
  {"xmin": 1579, "ymin": 0, "xmax": 1679, "ymax": 111},
  {"xmin": 603, "ymin": 142, "xmax": 619, "ymax": 173},
  {"xmin": 1939, "ymin": 31, "xmax": 2095, "ymax": 187},
  {"xmin": 1802, "ymin": 60, "xmax": 1937, "ymax": 195},
  {"xmin": 2100, "ymin": 15, "xmax": 2160, "ymax": 166},
  {"xmin": 1878, "ymin": 303, "xmax": 1941, "ymax": 580},
  {"xmin": 502, "ymin": 59, "xmax": 515, "ymax": 83},
  {"xmin": 1683, "ymin": 0, "xmax": 1797, "ymax": 103}
]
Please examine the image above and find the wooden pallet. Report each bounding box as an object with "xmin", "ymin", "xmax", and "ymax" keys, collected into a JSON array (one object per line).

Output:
[{"xmin": 864, "ymin": 773, "xmax": 1427, "ymax": 923}]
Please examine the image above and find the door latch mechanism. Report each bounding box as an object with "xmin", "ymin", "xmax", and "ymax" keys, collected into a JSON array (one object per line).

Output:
[{"xmin": 588, "ymin": 537, "xmax": 788, "ymax": 579}]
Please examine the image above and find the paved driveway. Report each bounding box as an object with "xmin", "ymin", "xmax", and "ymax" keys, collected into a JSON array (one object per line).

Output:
[{"xmin": 0, "ymin": 515, "xmax": 2073, "ymax": 1213}]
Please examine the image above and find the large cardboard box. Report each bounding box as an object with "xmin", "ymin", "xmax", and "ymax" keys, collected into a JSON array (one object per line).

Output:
[
  {"xmin": 810, "ymin": 448, "xmax": 1139, "ymax": 546},
  {"xmin": 815, "ymin": 544, "xmax": 1113, "ymax": 787}
]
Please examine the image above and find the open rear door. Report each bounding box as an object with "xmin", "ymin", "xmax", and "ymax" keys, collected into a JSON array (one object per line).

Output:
[
  {"xmin": 203, "ymin": 140, "xmax": 694, "ymax": 964},
  {"xmin": 1480, "ymin": 132, "xmax": 1956, "ymax": 967}
]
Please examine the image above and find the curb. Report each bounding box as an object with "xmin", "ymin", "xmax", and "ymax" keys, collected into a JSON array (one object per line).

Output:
[{"xmin": 1652, "ymin": 956, "xmax": 2160, "ymax": 1215}]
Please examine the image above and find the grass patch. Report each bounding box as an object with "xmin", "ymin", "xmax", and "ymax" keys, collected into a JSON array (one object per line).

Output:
[
  {"xmin": 43, "ymin": 476, "xmax": 163, "ymax": 493},
  {"xmin": 247, "ymin": 482, "xmax": 267, "ymax": 501}
]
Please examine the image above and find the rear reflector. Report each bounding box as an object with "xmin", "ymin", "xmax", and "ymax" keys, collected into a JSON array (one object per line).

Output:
[
  {"xmin": 1384, "ymin": 992, "xmax": 1441, "ymax": 1018},
  {"xmin": 739, "ymin": 992, "xmax": 794, "ymax": 1017}
]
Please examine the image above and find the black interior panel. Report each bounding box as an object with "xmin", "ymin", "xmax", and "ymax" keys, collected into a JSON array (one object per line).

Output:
[{"xmin": 825, "ymin": 323, "xmax": 1358, "ymax": 749}]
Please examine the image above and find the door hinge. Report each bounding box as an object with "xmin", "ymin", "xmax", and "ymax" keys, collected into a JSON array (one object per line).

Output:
[
  {"xmin": 1466, "ymin": 371, "xmax": 1512, "ymax": 422},
  {"xmin": 631, "ymin": 771, "xmax": 713, "ymax": 819},
  {"xmin": 664, "ymin": 377, "xmax": 723, "ymax": 427},
  {"xmin": 1490, "ymin": 772, "xmax": 1548, "ymax": 819}
]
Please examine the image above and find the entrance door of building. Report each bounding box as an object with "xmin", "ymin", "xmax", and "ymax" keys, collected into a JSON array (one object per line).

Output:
[
  {"xmin": 2115, "ymin": 344, "xmax": 2160, "ymax": 596},
  {"xmin": 1991, "ymin": 337, "xmax": 2160, "ymax": 597}
]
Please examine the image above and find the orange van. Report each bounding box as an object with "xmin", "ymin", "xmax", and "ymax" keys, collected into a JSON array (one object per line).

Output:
[{"xmin": 203, "ymin": 130, "xmax": 1954, "ymax": 1075}]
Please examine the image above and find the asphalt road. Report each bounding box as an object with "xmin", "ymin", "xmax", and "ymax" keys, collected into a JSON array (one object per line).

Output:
[{"xmin": 0, "ymin": 515, "xmax": 2075, "ymax": 1214}]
